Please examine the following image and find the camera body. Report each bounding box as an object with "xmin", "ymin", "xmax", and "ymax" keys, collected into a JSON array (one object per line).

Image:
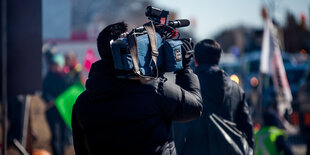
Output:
[
  {"xmin": 145, "ymin": 6, "xmax": 169, "ymax": 25},
  {"xmin": 111, "ymin": 6, "xmax": 190, "ymax": 79}
]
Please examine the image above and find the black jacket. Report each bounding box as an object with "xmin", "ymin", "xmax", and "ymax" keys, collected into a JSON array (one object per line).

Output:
[
  {"xmin": 42, "ymin": 71, "xmax": 67, "ymax": 104},
  {"xmin": 42, "ymin": 71, "xmax": 67, "ymax": 115},
  {"xmin": 71, "ymin": 60, "xmax": 203, "ymax": 155},
  {"xmin": 174, "ymin": 64, "xmax": 254, "ymax": 155}
]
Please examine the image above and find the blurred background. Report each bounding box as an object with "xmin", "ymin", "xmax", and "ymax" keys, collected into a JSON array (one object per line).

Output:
[{"xmin": 1, "ymin": 0, "xmax": 310, "ymax": 154}]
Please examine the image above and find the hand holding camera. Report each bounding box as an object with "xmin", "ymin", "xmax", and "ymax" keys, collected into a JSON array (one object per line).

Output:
[{"xmin": 180, "ymin": 38, "xmax": 194, "ymax": 69}]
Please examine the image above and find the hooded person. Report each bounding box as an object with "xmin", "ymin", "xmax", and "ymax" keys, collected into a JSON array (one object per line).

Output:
[{"xmin": 71, "ymin": 22, "xmax": 203, "ymax": 155}]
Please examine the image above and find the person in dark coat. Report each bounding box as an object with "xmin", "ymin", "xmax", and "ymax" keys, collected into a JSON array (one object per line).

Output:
[
  {"xmin": 42, "ymin": 53, "xmax": 68, "ymax": 155},
  {"xmin": 71, "ymin": 22, "xmax": 203, "ymax": 155},
  {"xmin": 174, "ymin": 39, "xmax": 254, "ymax": 155}
]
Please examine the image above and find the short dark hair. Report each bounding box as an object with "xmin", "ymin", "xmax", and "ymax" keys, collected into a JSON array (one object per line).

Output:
[
  {"xmin": 194, "ymin": 39, "xmax": 222, "ymax": 65},
  {"xmin": 97, "ymin": 30, "xmax": 112, "ymax": 59},
  {"xmin": 97, "ymin": 22, "xmax": 127, "ymax": 59}
]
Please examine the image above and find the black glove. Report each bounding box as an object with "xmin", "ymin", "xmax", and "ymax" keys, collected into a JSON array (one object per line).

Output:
[
  {"xmin": 180, "ymin": 38, "xmax": 194, "ymax": 69},
  {"xmin": 97, "ymin": 22, "xmax": 128, "ymax": 59}
]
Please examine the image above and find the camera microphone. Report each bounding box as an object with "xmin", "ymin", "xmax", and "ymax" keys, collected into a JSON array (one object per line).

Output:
[{"xmin": 168, "ymin": 19, "xmax": 190, "ymax": 28}]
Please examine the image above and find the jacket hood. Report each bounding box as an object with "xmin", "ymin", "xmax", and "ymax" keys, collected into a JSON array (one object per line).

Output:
[{"xmin": 85, "ymin": 60, "xmax": 126, "ymax": 100}]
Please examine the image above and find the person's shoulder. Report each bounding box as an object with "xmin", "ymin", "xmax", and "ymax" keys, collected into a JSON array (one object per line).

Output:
[
  {"xmin": 231, "ymin": 80, "xmax": 245, "ymax": 95},
  {"xmin": 74, "ymin": 91, "xmax": 89, "ymax": 107},
  {"xmin": 43, "ymin": 72, "xmax": 52, "ymax": 82},
  {"xmin": 73, "ymin": 91, "xmax": 93, "ymax": 119}
]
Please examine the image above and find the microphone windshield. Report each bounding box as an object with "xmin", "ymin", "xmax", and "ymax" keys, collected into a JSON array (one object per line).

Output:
[{"xmin": 168, "ymin": 19, "xmax": 190, "ymax": 28}]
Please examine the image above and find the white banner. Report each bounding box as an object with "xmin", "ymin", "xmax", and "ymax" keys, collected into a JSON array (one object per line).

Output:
[{"xmin": 260, "ymin": 18, "xmax": 293, "ymax": 113}]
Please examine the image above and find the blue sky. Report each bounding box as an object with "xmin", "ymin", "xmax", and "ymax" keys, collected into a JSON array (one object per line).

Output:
[{"xmin": 153, "ymin": 0, "xmax": 310, "ymax": 40}]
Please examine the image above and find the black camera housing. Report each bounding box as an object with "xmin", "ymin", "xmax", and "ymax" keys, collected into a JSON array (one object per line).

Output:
[
  {"xmin": 145, "ymin": 6, "xmax": 169, "ymax": 25},
  {"xmin": 131, "ymin": 6, "xmax": 190, "ymax": 40}
]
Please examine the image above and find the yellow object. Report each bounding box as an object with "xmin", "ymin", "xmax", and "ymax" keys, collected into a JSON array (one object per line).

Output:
[{"xmin": 230, "ymin": 74, "xmax": 239, "ymax": 84}]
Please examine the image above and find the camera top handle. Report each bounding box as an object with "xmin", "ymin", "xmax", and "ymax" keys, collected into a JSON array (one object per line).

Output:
[{"xmin": 128, "ymin": 6, "xmax": 190, "ymax": 39}]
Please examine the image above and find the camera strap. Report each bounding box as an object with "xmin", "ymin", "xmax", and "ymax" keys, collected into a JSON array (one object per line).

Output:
[
  {"xmin": 127, "ymin": 33, "xmax": 141, "ymax": 75},
  {"xmin": 143, "ymin": 21, "xmax": 159, "ymax": 79},
  {"xmin": 143, "ymin": 21, "xmax": 159, "ymax": 66},
  {"xmin": 127, "ymin": 21, "xmax": 159, "ymax": 79}
]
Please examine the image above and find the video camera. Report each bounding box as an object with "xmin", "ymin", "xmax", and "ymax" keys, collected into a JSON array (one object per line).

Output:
[
  {"xmin": 111, "ymin": 6, "xmax": 192, "ymax": 79},
  {"xmin": 133, "ymin": 6, "xmax": 190, "ymax": 39}
]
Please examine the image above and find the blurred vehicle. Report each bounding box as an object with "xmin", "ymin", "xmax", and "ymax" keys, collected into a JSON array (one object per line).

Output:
[{"xmin": 241, "ymin": 51, "xmax": 291, "ymax": 93}]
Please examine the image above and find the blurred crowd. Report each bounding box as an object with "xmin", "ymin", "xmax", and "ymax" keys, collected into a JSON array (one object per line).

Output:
[{"xmin": 41, "ymin": 49, "xmax": 82, "ymax": 155}]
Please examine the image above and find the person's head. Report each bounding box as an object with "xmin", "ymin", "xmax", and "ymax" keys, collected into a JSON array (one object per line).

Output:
[
  {"xmin": 263, "ymin": 111, "xmax": 281, "ymax": 128},
  {"xmin": 43, "ymin": 43, "xmax": 58, "ymax": 65},
  {"xmin": 49, "ymin": 53, "xmax": 65, "ymax": 73},
  {"xmin": 65, "ymin": 51, "xmax": 78, "ymax": 68},
  {"xmin": 97, "ymin": 22, "xmax": 127, "ymax": 60},
  {"xmin": 44, "ymin": 50, "xmax": 54, "ymax": 65},
  {"xmin": 194, "ymin": 39, "xmax": 222, "ymax": 66}
]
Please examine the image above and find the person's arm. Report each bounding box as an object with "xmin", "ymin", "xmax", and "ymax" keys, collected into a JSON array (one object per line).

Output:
[
  {"xmin": 72, "ymin": 104, "xmax": 89, "ymax": 155},
  {"xmin": 156, "ymin": 71, "xmax": 202, "ymax": 122},
  {"xmin": 176, "ymin": 69, "xmax": 203, "ymax": 121},
  {"xmin": 275, "ymin": 135, "xmax": 293, "ymax": 155},
  {"xmin": 157, "ymin": 39, "xmax": 203, "ymax": 122},
  {"xmin": 235, "ymin": 89, "xmax": 255, "ymax": 149},
  {"xmin": 42, "ymin": 77, "xmax": 53, "ymax": 103},
  {"xmin": 41, "ymin": 77, "xmax": 57, "ymax": 111}
]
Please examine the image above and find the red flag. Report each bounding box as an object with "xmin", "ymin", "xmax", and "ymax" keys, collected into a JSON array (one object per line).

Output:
[{"xmin": 83, "ymin": 47, "xmax": 98, "ymax": 73}]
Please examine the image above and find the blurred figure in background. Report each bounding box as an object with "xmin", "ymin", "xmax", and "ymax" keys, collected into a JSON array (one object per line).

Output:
[
  {"xmin": 255, "ymin": 111, "xmax": 293, "ymax": 155},
  {"xmin": 42, "ymin": 53, "xmax": 68, "ymax": 155},
  {"xmin": 42, "ymin": 43, "xmax": 58, "ymax": 77},
  {"xmin": 62, "ymin": 52, "xmax": 84, "ymax": 146},
  {"xmin": 174, "ymin": 39, "xmax": 254, "ymax": 155},
  {"xmin": 64, "ymin": 52, "xmax": 84, "ymax": 86},
  {"xmin": 298, "ymin": 72, "xmax": 310, "ymax": 155}
]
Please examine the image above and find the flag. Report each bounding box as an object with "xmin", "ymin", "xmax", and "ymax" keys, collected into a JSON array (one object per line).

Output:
[
  {"xmin": 83, "ymin": 47, "xmax": 98, "ymax": 73},
  {"xmin": 55, "ymin": 82, "xmax": 85, "ymax": 129},
  {"xmin": 260, "ymin": 18, "xmax": 293, "ymax": 113}
]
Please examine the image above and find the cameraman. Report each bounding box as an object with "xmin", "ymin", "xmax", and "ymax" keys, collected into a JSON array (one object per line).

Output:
[{"xmin": 71, "ymin": 22, "xmax": 203, "ymax": 155}]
